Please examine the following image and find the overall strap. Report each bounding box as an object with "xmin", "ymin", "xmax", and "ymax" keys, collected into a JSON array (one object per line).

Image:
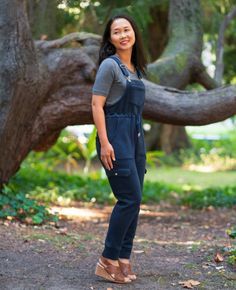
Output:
[
  {"xmin": 136, "ymin": 69, "xmax": 142, "ymax": 79},
  {"xmin": 109, "ymin": 55, "xmax": 131, "ymax": 80},
  {"xmin": 109, "ymin": 55, "xmax": 143, "ymax": 80}
]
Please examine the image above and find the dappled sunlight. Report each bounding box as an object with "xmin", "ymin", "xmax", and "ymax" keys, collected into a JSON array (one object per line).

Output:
[
  {"xmin": 186, "ymin": 160, "xmax": 236, "ymax": 172},
  {"xmin": 49, "ymin": 204, "xmax": 178, "ymax": 221},
  {"xmin": 140, "ymin": 208, "xmax": 177, "ymax": 218},
  {"xmin": 49, "ymin": 206, "xmax": 110, "ymax": 221},
  {"xmin": 187, "ymin": 164, "xmax": 218, "ymax": 173},
  {"xmin": 135, "ymin": 238, "xmax": 202, "ymax": 246}
]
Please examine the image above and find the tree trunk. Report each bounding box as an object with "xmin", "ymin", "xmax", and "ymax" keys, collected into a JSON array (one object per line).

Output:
[
  {"xmin": 146, "ymin": 0, "xmax": 206, "ymax": 153},
  {"xmin": 147, "ymin": 4, "xmax": 169, "ymax": 61},
  {"xmin": 0, "ymin": 0, "xmax": 46, "ymax": 186},
  {"xmin": 26, "ymin": 0, "xmax": 58, "ymax": 39},
  {"xmin": 0, "ymin": 0, "xmax": 236, "ymax": 189}
]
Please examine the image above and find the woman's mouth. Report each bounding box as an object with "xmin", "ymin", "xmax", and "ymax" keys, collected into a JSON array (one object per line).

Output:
[{"xmin": 120, "ymin": 40, "xmax": 129, "ymax": 45}]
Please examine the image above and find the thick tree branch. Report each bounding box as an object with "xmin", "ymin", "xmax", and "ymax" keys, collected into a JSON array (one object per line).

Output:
[
  {"xmin": 35, "ymin": 32, "xmax": 101, "ymax": 50},
  {"xmin": 31, "ymin": 75, "xmax": 236, "ymax": 152},
  {"xmin": 192, "ymin": 61, "xmax": 218, "ymax": 90},
  {"xmin": 214, "ymin": 5, "xmax": 236, "ymax": 84},
  {"xmin": 143, "ymin": 80, "xmax": 236, "ymax": 125}
]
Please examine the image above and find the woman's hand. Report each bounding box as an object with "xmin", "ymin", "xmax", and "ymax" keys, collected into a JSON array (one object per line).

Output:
[{"xmin": 100, "ymin": 142, "xmax": 116, "ymax": 170}]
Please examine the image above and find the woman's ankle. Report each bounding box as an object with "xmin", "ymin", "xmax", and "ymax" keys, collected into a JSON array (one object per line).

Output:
[
  {"xmin": 119, "ymin": 258, "xmax": 130, "ymax": 264},
  {"xmin": 101, "ymin": 256, "xmax": 119, "ymax": 266}
]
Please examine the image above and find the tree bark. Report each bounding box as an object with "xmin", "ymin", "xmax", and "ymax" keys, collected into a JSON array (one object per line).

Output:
[
  {"xmin": 146, "ymin": 0, "xmax": 207, "ymax": 153},
  {"xmin": 0, "ymin": 0, "xmax": 46, "ymax": 185},
  {"xmin": 26, "ymin": 0, "xmax": 59, "ymax": 39},
  {"xmin": 214, "ymin": 5, "xmax": 236, "ymax": 85},
  {"xmin": 0, "ymin": 0, "xmax": 236, "ymax": 188}
]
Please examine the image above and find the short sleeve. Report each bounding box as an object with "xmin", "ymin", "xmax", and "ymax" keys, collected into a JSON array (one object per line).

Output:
[{"xmin": 92, "ymin": 58, "xmax": 116, "ymax": 97}]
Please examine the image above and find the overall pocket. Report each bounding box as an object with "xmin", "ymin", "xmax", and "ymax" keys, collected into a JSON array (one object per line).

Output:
[
  {"xmin": 105, "ymin": 116, "xmax": 119, "ymax": 143},
  {"xmin": 106, "ymin": 168, "xmax": 132, "ymax": 196}
]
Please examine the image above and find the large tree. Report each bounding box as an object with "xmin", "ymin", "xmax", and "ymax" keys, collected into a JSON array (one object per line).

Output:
[{"xmin": 0, "ymin": 0, "xmax": 236, "ymax": 189}]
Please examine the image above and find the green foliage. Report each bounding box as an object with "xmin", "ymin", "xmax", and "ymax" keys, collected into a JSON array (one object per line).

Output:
[
  {"xmin": 142, "ymin": 180, "xmax": 181, "ymax": 203},
  {"xmin": 156, "ymin": 130, "xmax": 236, "ymax": 170},
  {"xmin": 180, "ymin": 186, "xmax": 236, "ymax": 209},
  {"xmin": 27, "ymin": 130, "xmax": 81, "ymax": 173},
  {"xmin": 225, "ymin": 228, "xmax": 236, "ymax": 265},
  {"xmin": 8, "ymin": 164, "xmax": 115, "ymax": 205},
  {"xmin": 6, "ymin": 158, "xmax": 236, "ymax": 210},
  {"xmin": 2, "ymin": 125, "xmax": 235, "ymax": 226},
  {"xmin": 76, "ymin": 126, "xmax": 97, "ymax": 173},
  {"xmin": 0, "ymin": 186, "xmax": 58, "ymax": 224},
  {"xmin": 25, "ymin": 128, "xmax": 97, "ymax": 174},
  {"xmin": 227, "ymin": 228, "xmax": 236, "ymax": 239},
  {"xmin": 146, "ymin": 150, "xmax": 165, "ymax": 167},
  {"xmin": 202, "ymin": 0, "xmax": 236, "ymax": 84}
]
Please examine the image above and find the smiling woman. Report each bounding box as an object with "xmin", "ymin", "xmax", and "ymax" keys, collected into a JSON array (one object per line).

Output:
[{"xmin": 91, "ymin": 14, "xmax": 147, "ymax": 284}]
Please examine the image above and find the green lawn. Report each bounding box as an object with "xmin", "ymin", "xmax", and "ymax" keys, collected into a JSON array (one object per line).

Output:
[{"xmin": 145, "ymin": 167, "xmax": 236, "ymax": 189}]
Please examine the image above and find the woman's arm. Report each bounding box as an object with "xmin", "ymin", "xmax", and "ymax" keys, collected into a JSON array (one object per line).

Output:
[{"xmin": 92, "ymin": 95, "xmax": 116, "ymax": 170}]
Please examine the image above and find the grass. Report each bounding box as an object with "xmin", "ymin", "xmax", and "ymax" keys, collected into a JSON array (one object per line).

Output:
[{"xmin": 145, "ymin": 167, "xmax": 236, "ymax": 189}]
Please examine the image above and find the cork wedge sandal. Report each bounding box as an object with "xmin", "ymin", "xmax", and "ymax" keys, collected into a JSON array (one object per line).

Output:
[
  {"xmin": 95, "ymin": 256, "xmax": 132, "ymax": 284},
  {"xmin": 118, "ymin": 260, "xmax": 137, "ymax": 280}
]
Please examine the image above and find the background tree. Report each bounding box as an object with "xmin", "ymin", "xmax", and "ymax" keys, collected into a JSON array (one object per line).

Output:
[
  {"xmin": 51, "ymin": 0, "xmax": 236, "ymax": 153},
  {"xmin": 0, "ymin": 0, "xmax": 236, "ymax": 189}
]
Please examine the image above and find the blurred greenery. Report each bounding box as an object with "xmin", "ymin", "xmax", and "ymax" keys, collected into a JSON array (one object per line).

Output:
[
  {"xmin": 1, "ymin": 126, "xmax": 235, "ymax": 223},
  {"xmin": 2, "ymin": 127, "xmax": 235, "ymax": 212}
]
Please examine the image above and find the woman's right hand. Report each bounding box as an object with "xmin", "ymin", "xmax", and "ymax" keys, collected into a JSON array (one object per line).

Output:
[{"xmin": 100, "ymin": 142, "xmax": 116, "ymax": 170}]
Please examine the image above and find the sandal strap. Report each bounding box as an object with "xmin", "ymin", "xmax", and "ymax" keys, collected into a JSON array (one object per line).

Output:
[
  {"xmin": 118, "ymin": 260, "xmax": 135, "ymax": 276},
  {"xmin": 99, "ymin": 257, "xmax": 128, "ymax": 282}
]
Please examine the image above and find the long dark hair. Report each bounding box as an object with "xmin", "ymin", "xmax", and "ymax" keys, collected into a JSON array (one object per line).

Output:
[{"xmin": 98, "ymin": 14, "xmax": 147, "ymax": 75}]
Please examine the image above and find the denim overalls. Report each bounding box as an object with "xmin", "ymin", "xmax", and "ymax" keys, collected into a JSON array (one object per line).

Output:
[{"xmin": 96, "ymin": 55, "xmax": 146, "ymax": 260}]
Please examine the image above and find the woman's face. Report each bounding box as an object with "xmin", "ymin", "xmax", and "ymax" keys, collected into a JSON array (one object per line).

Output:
[{"xmin": 110, "ymin": 18, "xmax": 135, "ymax": 53}]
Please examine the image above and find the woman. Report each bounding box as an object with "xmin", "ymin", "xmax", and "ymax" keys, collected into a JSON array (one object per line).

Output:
[{"xmin": 91, "ymin": 14, "xmax": 147, "ymax": 284}]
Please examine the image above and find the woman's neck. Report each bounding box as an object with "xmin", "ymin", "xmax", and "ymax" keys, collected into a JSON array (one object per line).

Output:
[{"xmin": 115, "ymin": 51, "xmax": 134, "ymax": 71}]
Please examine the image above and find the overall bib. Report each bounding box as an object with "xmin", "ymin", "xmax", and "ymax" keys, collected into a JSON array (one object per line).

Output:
[{"xmin": 96, "ymin": 55, "xmax": 146, "ymax": 260}]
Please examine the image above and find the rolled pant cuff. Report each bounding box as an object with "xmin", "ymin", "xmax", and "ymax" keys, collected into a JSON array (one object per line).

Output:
[
  {"xmin": 119, "ymin": 248, "xmax": 131, "ymax": 259},
  {"xmin": 102, "ymin": 246, "xmax": 120, "ymax": 260}
]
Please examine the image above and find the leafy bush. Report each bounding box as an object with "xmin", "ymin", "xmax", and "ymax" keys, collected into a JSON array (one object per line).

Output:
[
  {"xmin": 8, "ymin": 165, "xmax": 114, "ymax": 205},
  {"xmin": 179, "ymin": 186, "xmax": 236, "ymax": 209},
  {"xmin": 0, "ymin": 186, "xmax": 58, "ymax": 224},
  {"xmin": 156, "ymin": 130, "xmax": 236, "ymax": 170},
  {"xmin": 225, "ymin": 228, "xmax": 236, "ymax": 266},
  {"xmin": 25, "ymin": 128, "xmax": 97, "ymax": 174}
]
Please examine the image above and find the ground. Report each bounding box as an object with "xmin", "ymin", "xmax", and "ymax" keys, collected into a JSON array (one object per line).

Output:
[{"xmin": 0, "ymin": 203, "xmax": 235, "ymax": 290}]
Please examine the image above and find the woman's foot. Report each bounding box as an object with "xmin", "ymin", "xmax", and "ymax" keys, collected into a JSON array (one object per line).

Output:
[
  {"xmin": 95, "ymin": 256, "xmax": 132, "ymax": 284},
  {"xmin": 118, "ymin": 258, "xmax": 137, "ymax": 280}
]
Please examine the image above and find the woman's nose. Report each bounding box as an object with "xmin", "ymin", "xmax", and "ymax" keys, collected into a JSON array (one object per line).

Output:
[{"xmin": 120, "ymin": 32, "xmax": 126, "ymax": 39}]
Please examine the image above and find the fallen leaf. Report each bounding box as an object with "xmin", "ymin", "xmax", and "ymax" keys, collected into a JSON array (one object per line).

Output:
[
  {"xmin": 179, "ymin": 281, "xmax": 193, "ymax": 289},
  {"xmin": 179, "ymin": 279, "xmax": 200, "ymax": 288},
  {"xmin": 214, "ymin": 252, "xmax": 224, "ymax": 263},
  {"xmin": 189, "ymin": 280, "xmax": 201, "ymax": 286}
]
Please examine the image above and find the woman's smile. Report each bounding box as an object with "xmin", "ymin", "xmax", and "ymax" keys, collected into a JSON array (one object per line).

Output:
[{"xmin": 110, "ymin": 18, "xmax": 135, "ymax": 51}]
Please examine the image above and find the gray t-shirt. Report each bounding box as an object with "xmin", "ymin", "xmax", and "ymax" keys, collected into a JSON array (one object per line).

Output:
[{"xmin": 92, "ymin": 57, "xmax": 140, "ymax": 105}]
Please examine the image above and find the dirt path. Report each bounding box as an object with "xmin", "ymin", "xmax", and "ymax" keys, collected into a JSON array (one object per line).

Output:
[{"xmin": 0, "ymin": 204, "xmax": 235, "ymax": 290}]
